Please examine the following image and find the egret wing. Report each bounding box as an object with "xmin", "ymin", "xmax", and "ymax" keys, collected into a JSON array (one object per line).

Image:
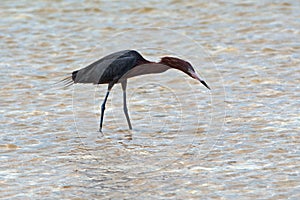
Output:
[{"xmin": 72, "ymin": 50, "xmax": 139, "ymax": 84}]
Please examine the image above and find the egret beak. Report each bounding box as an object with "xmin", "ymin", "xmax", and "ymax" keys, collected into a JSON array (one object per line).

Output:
[
  {"xmin": 199, "ymin": 79, "xmax": 211, "ymax": 90},
  {"xmin": 191, "ymin": 71, "xmax": 211, "ymax": 90}
]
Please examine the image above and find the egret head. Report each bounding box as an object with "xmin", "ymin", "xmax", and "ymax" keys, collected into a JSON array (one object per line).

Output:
[{"xmin": 159, "ymin": 57, "xmax": 210, "ymax": 90}]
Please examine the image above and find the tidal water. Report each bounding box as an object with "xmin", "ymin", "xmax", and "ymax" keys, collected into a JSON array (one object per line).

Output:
[{"xmin": 1, "ymin": 0, "xmax": 299, "ymax": 199}]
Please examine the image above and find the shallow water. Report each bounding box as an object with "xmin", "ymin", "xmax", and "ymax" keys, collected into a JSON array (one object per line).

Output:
[{"xmin": 1, "ymin": 0, "xmax": 299, "ymax": 199}]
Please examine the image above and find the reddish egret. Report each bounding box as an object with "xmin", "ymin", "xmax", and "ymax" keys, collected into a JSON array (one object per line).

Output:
[{"xmin": 63, "ymin": 50, "xmax": 210, "ymax": 132}]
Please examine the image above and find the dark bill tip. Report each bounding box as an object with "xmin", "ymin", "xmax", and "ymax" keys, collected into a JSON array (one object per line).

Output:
[
  {"xmin": 190, "ymin": 71, "xmax": 211, "ymax": 90},
  {"xmin": 200, "ymin": 80, "xmax": 211, "ymax": 90}
]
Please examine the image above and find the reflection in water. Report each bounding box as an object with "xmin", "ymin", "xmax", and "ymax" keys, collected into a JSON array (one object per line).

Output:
[{"xmin": 1, "ymin": 0, "xmax": 299, "ymax": 199}]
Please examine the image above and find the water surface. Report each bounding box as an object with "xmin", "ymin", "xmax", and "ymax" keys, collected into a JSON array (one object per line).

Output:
[{"xmin": 1, "ymin": 0, "xmax": 299, "ymax": 199}]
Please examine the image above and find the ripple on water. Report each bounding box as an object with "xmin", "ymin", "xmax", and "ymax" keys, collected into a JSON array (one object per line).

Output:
[{"xmin": 1, "ymin": 0, "xmax": 300, "ymax": 199}]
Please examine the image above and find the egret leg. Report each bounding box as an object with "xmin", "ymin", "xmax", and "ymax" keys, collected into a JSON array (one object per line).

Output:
[
  {"xmin": 99, "ymin": 89, "xmax": 110, "ymax": 132},
  {"xmin": 121, "ymin": 81, "xmax": 132, "ymax": 130}
]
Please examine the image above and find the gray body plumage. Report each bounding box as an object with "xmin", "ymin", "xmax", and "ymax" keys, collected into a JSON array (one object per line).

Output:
[{"xmin": 72, "ymin": 50, "xmax": 150, "ymax": 85}]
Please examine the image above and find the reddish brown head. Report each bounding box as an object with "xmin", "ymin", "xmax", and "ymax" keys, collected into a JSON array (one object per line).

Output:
[{"xmin": 159, "ymin": 57, "xmax": 211, "ymax": 90}]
